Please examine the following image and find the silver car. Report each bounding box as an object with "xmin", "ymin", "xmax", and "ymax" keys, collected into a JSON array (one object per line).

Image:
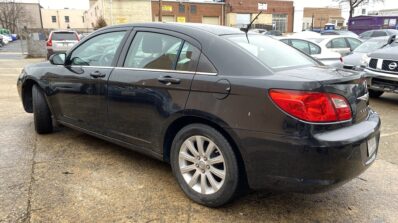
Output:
[
  {"xmin": 308, "ymin": 36, "xmax": 363, "ymax": 57},
  {"xmin": 46, "ymin": 30, "xmax": 79, "ymax": 59}
]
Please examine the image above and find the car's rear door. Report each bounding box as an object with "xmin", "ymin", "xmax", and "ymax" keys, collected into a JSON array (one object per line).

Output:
[
  {"xmin": 327, "ymin": 37, "xmax": 351, "ymax": 56},
  {"xmin": 47, "ymin": 28, "xmax": 129, "ymax": 133},
  {"xmin": 106, "ymin": 28, "xmax": 201, "ymax": 153}
]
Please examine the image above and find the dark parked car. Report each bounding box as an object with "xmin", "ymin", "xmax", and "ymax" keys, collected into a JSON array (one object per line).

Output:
[{"xmin": 17, "ymin": 23, "xmax": 380, "ymax": 207}]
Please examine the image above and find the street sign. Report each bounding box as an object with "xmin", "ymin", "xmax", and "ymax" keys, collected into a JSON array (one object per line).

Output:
[{"xmin": 258, "ymin": 3, "xmax": 267, "ymax": 10}]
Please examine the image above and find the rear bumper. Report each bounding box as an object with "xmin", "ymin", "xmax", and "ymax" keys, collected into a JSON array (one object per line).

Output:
[{"xmin": 236, "ymin": 109, "xmax": 381, "ymax": 192}]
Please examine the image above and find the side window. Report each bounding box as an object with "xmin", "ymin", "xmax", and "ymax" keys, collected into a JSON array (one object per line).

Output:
[
  {"xmin": 371, "ymin": 31, "xmax": 387, "ymax": 37},
  {"xmin": 309, "ymin": 43, "xmax": 321, "ymax": 55},
  {"xmin": 346, "ymin": 38, "xmax": 362, "ymax": 50},
  {"xmin": 330, "ymin": 38, "xmax": 348, "ymax": 48},
  {"xmin": 359, "ymin": 31, "xmax": 372, "ymax": 38},
  {"xmin": 69, "ymin": 31, "xmax": 126, "ymax": 66},
  {"xmin": 176, "ymin": 42, "xmax": 200, "ymax": 72},
  {"xmin": 280, "ymin": 39, "xmax": 289, "ymax": 45},
  {"xmin": 124, "ymin": 32, "xmax": 183, "ymax": 70},
  {"xmin": 197, "ymin": 54, "xmax": 217, "ymax": 73},
  {"xmin": 290, "ymin": 40, "xmax": 310, "ymax": 55}
]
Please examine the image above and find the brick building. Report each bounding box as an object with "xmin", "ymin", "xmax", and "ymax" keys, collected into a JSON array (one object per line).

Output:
[
  {"xmin": 151, "ymin": 1, "xmax": 224, "ymax": 25},
  {"xmin": 225, "ymin": 0, "xmax": 294, "ymax": 33},
  {"xmin": 303, "ymin": 7, "xmax": 345, "ymax": 30}
]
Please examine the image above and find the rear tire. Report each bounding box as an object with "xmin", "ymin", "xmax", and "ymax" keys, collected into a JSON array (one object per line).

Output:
[
  {"xmin": 32, "ymin": 85, "xmax": 53, "ymax": 134},
  {"xmin": 170, "ymin": 124, "xmax": 239, "ymax": 207},
  {"xmin": 369, "ymin": 89, "xmax": 384, "ymax": 98}
]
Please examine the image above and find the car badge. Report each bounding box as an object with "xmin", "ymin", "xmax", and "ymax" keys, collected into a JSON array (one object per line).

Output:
[{"xmin": 388, "ymin": 62, "xmax": 398, "ymax": 70}]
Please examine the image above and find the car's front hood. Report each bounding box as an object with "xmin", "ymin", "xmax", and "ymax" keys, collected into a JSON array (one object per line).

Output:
[
  {"xmin": 342, "ymin": 52, "xmax": 365, "ymax": 66},
  {"xmin": 369, "ymin": 46, "xmax": 398, "ymax": 60}
]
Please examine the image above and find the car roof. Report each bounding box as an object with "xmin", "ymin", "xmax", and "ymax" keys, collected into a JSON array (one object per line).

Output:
[
  {"xmin": 51, "ymin": 30, "xmax": 78, "ymax": 33},
  {"xmin": 101, "ymin": 22, "xmax": 244, "ymax": 36}
]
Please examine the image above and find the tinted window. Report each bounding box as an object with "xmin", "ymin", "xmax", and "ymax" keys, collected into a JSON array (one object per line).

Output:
[
  {"xmin": 346, "ymin": 38, "xmax": 362, "ymax": 50},
  {"xmin": 176, "ymin": 42, "xmax": 200, "ymax": 71},
  {"xmin": 124, "ymin": 32, "xmax": 183, "ymax": 70},
  {"xmin": 371, "ymin": 31, "xmax": 387, "ymax": 37},
  {"xmin": 69, "ymin": 31, "xmax": 126, "ymax": 66},
  {"xmin": 197, "ymin": 54, "xmax": 217, "ymax": 73},
  {"xmin": 330, "ymin": 38, "xmax": 347, "ymax": 48},
  {"xmin": 226, "ymin": 35, "xmax": 316, "ymax": 69},
  {"xmin": 280, "ymin": 39, "xmax": 289, "ymax": 44},
  {"xmin": 290, "ymin": 39, "xmax": 310, "ymax": 54},
  {"xmin": 52, "ymin": 32, "xmax": 78, "ymax": 41}
]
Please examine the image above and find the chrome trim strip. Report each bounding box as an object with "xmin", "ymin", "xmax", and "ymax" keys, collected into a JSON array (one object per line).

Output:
[
  {"xmin": 376, "ymin": 59, "xmax": 383, "ymax": 70},
  {"xmin": 70, "ymin": 65, "xmax": 218, "ymax": 76},
  {"xmin": 114, "ymin": 67, "xmax": 218, "ymax": 76}
]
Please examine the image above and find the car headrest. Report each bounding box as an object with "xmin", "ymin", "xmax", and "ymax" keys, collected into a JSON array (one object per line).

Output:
[{"xmin": 142, "ymin": 35, "xmax": 163, "ymax": 54}]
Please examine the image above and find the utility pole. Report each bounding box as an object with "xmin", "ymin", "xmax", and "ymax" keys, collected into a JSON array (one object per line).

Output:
[
  {"xmin": 110, "ymin": 0, "xmax": 113, "ymax": 25},
  {"xmin": 158, "ymin": 0, "xmax": 162, "ymax": 22},
  {"xmin": 311, "ymin": 13, "xmax": 314, "ymax": 31}
]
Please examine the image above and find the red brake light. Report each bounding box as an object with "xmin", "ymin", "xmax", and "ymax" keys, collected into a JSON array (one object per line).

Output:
[
  {"xmin": 46, "ymin": 39, "xmax": 52, "ymax": 47},
  {"xmin": 269, "ymin": 89, "xmax": 352, "ymax": 122}
]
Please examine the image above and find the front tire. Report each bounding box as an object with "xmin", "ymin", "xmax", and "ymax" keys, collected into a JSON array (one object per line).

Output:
[
  {"xmin": 369, "ymin": 89, "xmax": 384, "ymax": 98},
  {"xmin": 32, "ymin": 85, "xmax": 53, "ymax": 134},
  {"xmin": 170, "ymin": 124, "xmax": 239, "ymax": 207}
]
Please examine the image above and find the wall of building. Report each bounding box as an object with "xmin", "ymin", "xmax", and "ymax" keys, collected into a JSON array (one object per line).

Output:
[
  {"xmin": 151, "ymin": 1, "xmax": 224, "ymax": 25},
  {"xmin": 41, "ymin": 9, "xmax": 86, "ymax": 30},
  {"xmin": 86, "ymin": 0, "xmax": 152, "ymax": 29},
  {"xmin": 303, "ymin": 7, "xmax": 344, "ymax": 29},
  {"xmin": 224, "ymin": 0, "xmax": 294, "ymax": 33}
]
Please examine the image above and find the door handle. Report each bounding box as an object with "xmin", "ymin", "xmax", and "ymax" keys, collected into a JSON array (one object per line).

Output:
[
  {"xmin": 158, "ymin": 76, "xmax": 181, "ymax": 85},
  {"xmin": 90, "ymin": 71, "xmax": 106, "ymax": 78}
]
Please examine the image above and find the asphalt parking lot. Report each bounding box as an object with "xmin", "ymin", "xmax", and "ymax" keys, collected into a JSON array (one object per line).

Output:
[{"xmin": 1, "ymin": 56, "xmax": 398, "ymax": 222}]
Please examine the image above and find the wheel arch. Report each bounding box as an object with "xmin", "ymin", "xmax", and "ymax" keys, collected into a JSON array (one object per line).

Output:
[{"xmin": 21, "ymin": 78, "xmax": 39, "ymax": 113}]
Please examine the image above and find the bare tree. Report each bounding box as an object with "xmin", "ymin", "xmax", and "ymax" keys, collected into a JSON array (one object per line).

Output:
[
  {"xmin": 94, "ymin": 16, "xmax": 107, "ymax": 30},
  {"xmin": 334, "ymin": 0, "xmax": 384, "ymax": 19},
  {"xmin": 0, "ymin": 0, "xmax": 27, "ymax": 33}
]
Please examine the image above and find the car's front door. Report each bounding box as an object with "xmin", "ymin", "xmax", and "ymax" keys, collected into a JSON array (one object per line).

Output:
[
  {"xmin": 47, "ymin": 29, "xmax": 128, "ymax": 132},
  {"xmin": 106, "ymin": 29, "xmax": 201, "ymax": 153}
]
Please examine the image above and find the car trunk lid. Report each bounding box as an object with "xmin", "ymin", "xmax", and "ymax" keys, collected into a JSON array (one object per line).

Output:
[{"xmin": 276, "ymin": 66, "xmax": 369, "ymax": 123}]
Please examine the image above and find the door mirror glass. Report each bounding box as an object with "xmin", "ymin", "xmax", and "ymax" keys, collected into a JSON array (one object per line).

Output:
[{"xmin": 49, "ymin": 53, "xmax": 66, "ymax": 65}]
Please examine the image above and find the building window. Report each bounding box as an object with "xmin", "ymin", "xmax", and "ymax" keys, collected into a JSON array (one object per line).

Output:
[
  {"xmin": 65, "ymin": 16, "xmax": 70, "ymax": 23},
  {"xmin": 190, "ymin": 5, "xmax": 197, "ymax": 14},
  {"xmin": 272, "ymin": 14, "xmax": 288, "ymax": 33},
  {"xmin": 51, "ymin": 16, "xmax": 57, "ymax": 23},
  {"xmin": 179, "ymin": 4, "xmax": 185, "ymax": 13}
]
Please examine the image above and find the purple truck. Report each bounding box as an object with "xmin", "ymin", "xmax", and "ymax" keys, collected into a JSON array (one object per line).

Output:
[{"xmin": 348, "ymin": 15, "xmax": 398, "ymax": 34}]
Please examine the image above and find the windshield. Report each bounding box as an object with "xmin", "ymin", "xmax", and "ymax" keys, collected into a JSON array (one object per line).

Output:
[
  {"xmin": 225, "ymin": 35, "xmax": 317, "ymax": 69},
  {"xmin": 52, "ymin": 32, "xmax": 78, "ymax": 41},
  {"xmin": 354, "ymin": 37, "xmax": 389, "ymax": 53}
]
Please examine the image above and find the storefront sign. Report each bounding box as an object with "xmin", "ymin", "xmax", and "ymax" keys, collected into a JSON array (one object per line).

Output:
[
  {"xmin": 177, "ymin": 17, "xmax": 186, "ymax": 23},
  {"xmin": 258, "ymin": 3, "xmax": 267, "ymax": 10},
  {"xmin": 162, "ymin": 5, "xmax": 173, "ymax": 12}
]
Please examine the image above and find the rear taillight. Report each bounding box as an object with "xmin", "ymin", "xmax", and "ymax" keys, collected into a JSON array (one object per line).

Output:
[
  {"xmin": 269, "ymin": 89, "xmax": 352, "ymax": 123},
  {"xmin": 46, "ymin": 39, "xmax": 52, "ymax": 47}
]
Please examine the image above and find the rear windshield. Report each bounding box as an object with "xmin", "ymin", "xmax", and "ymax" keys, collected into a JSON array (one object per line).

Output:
[
  {"xmin": 52, "ymin": 32, "xmax": 78, "ymax": 41},
  {"xmin": 225, "ymin": 34, "xmax": 317, "ymax": 69}
]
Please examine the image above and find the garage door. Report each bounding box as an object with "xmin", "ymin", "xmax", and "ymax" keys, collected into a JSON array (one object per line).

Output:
[
  {"xmin": 202, "ymin": 16, "xmax": 220, "ymax": 25},
  {"xmin": 154, "ymin": 15, "xmax": 175, "ymax": 22}
]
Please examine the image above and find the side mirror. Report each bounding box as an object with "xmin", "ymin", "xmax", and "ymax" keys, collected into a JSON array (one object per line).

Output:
[
  {"xmin": 49, "ymin": 53, "xmax": 66, "ymax": 65},
  {"xmin": 387, "ymin": 35, "xmax": 396, "ymax": 45}
]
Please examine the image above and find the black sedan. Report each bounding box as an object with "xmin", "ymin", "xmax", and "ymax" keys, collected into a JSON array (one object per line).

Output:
[{"xmin": 17, "ymin": 23, "xmax": 380, "ymax": 207}]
